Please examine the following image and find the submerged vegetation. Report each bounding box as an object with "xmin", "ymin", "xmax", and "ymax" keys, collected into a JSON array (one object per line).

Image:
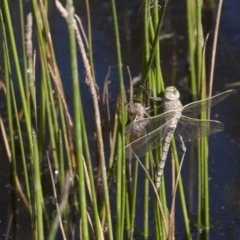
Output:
[{"xmin": 0, "ymin": 0, "xmax": 226, "ymax": 239}]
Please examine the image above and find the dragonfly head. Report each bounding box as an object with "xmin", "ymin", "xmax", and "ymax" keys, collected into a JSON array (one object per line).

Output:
[{"xmin": 164, "ymin": 86, "xmax": 180, "ymax": 101}]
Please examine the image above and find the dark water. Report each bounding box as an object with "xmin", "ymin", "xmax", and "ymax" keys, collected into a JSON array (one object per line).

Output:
[
  {"xmin": 205, "ymin": 1, "xmax": 240, "ymax": 239},
  {"xmin": 1, "ymin": 0, "xmax": 240, "ymax": 239}
]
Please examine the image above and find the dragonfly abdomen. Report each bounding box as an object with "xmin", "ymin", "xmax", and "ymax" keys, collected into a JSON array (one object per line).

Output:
[{"xmin": 155, "ymin": 117, "xmax": 179, "ymax": 188}]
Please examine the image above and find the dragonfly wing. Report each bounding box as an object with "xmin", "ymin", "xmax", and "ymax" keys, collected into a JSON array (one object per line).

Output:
[
  {"xmin": 174, "ymin": 116, "xmax": 224, "ymax": 142},
  {"xmin": 125, "ymin": 110, "xmax": 177, "ymax": 136},
  {"xmin": 182, "ymin": 89, "xmax": 236, "ymax": 117},
  {"xmin": 125, "ymin": 118, "xmax": 151, "ymax": 136},
  {"xmin": 126, "ymin": 120, "xmax": 172, "ymax": 159}
]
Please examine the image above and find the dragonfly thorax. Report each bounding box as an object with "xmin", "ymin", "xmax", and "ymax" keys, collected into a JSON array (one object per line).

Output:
[
  {"xmin": 164, "ymin": 98, "xmax": 183, "ymax": 112},
  {"xmin": 163, "ymin": 86, "xmax": 182, "ymax": 112}
]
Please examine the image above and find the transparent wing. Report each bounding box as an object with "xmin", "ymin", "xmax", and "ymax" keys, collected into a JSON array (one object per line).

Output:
[
  {"xmin": 182, "ymin": 89, "xmax": 236, "ymax": 117},
  {"xmin": 125, "ymin": 89, "xmax": 235, "ymax": 158},
  {"xmin": 174, "ymin": 116, "xmax": 224, "ymax": 142},
  {"xmin": 125, "ymin": 110, "xmax": 178, "ymax": 136},
  {"xmin": 126, "ymin": 119, "xmax": 173, "ymax": 159},
  {"xmin": 125, "ymin": 118, "xmax": 151, "ymax": 136},
  {"xmin": 126, "ymin": 116, "xmax": 224, "ymax": 158}
]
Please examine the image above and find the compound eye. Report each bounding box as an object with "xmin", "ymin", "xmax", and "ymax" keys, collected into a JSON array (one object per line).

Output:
[{"xmin": 164, "ymin": 86, "xmax": 180, "ymax": 100}]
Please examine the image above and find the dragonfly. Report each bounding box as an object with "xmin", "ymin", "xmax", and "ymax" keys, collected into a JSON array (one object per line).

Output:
[
  {"xmin": 127, "ymin": 102, "xmax": 149, "ymax": 122},
  {"xmin": 125, "ymin": 101, "xmax": 150, "ymax": 161},
  {"xmin": 125, "ymin": 86, "xmax": 236, "ymax": 189}
]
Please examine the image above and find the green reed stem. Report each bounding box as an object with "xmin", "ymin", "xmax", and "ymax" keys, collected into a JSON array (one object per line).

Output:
[
  {"xmin": 58, "ymin": 130, "xmax": 65, "ymax": 187},
  {"xmin": 186, "ymin": 0, "xmax": 197, "ymax": 99},
  {"xmin": 3, "ymin": 44, "xmax": 18, "ymax": 235},
  {"xmin": 2, "ymin": 2, "xmax": 45, "ymax": 238},
  {"xmin": 171, "ymin": 141, "xmax": 192, "ymax": 239},
  {"xmin": 80, "ymin": 108, "xmax": 104, "ymax": 240},
  {"xmin": 141, "ymin": 1, "xmax": 169, "ymax": 238},
  {"xmin": 125, "ymin": 192, "xmax": 130, "ymax": 236},
  {"xmin": 154, "ymin": 201, "xmax": 162, "ymax": 240},
  {"xmin": 84, "ymin": 0, "xmax": 96, "ymax": 82},
  {"xmin": 152, "ymin": 0, "xmax": 163, "ymax": 93},
  {"xmin": 195, "ymin": 0, "xmax": 210, "ymax": 231},
  {"xmin": 196, "ymin": 0, "xmax": 203, "ymax": 91},
  {"xmin": 110, "ymin": 0, "xmax": 127, "ymax": 238},
  {"xmin": 138, "ymin": 0, "xmax": 167, "ymax": 99},
  {"xmin": 120, "ymin": 143, "xmax": 127, "ymax": 240},
  {"xmin": 19, "ymin": 1, "xmax": 28, "ymax": 97},
  {"xmin": 108, "ymin": 111, "xmax": 119, "ymax": 183},
  {"xmin": 144, "ymin": 155, "xmax": 150, "ymax": 239},
  {"xmin": 43, "ymin": 64, "xmax": 59, "ymax": 169},
  {"xmin": 66, "ymin": 0, "xmax": 89, "ymax": 238},
  {"xmin": 128, "ymin": 160, "xmax": 138, "ymax": 239},
  {"xmin": 156, "ymin": 155, "xmax": 168, "ymax": 240},
  {"xmin": 33, "ymin": 130, "xmax": 44, "ymax": 240},
  {"xmin": 116, "ymin": 134, "xmax": 123, "ymax": 240},
  {"xmin": 199, "ymin": 44, "xmax": 209, "ymax": 230},
  {"xmin": 10, "ymin": 95, "xmax": 32, "ymax": 213},
  {"xmin": 2, "ymin": 0, "xmax": 32, "ymax": 152}
]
